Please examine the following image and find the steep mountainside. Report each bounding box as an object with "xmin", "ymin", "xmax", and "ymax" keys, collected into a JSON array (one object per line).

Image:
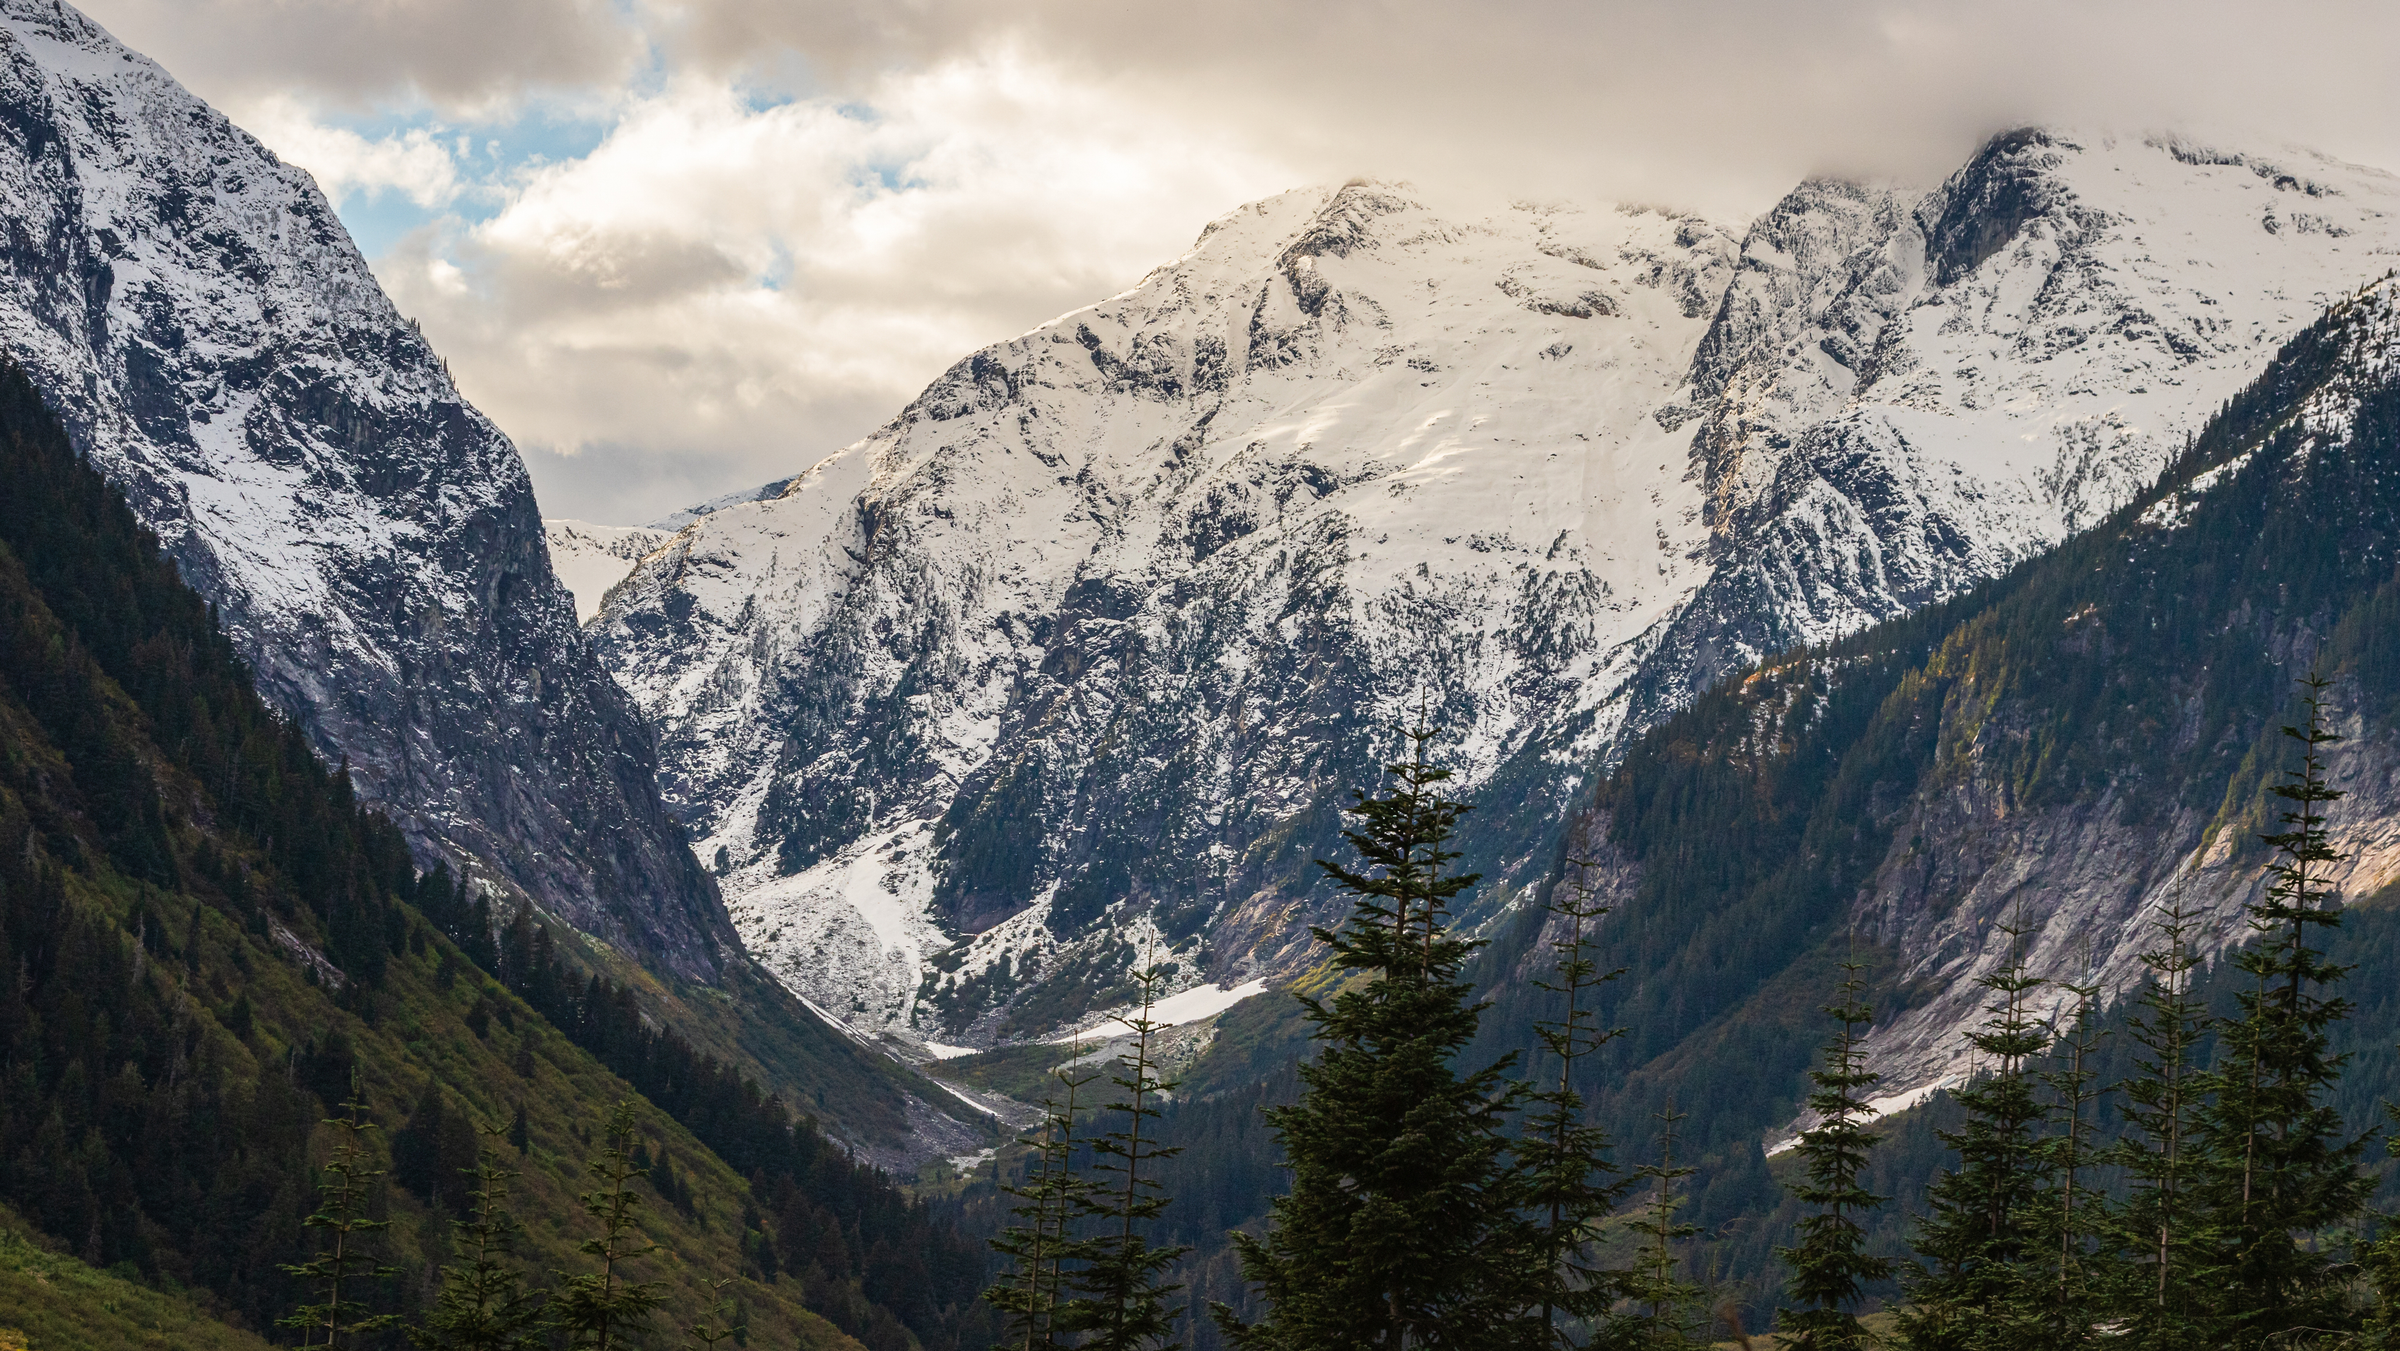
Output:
[
  {"xmin": 1532, "ymin": 273, "xmax": 2400, "ymax": 1161},
  {"xmin": 0, "ymin": 0, "xmax": 725, "ymax": 980},
  {"xmin": 594, "ymin": 132, "xmax": 2400, "ymax": 1051},
  {"xmin": 0, "ymin": 357, "xmax": 988, "ymax": 1349}
]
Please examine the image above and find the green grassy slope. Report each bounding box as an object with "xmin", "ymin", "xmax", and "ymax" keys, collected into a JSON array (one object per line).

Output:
[{"xmin": 0, "ymin": 1203, "xmax": 275, "ymax": 1351}]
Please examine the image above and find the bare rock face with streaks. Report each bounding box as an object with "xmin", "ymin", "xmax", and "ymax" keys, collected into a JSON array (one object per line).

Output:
[
  {"xmin": 594, "ymin": 130, "xmax": 2400, "ymax": 1048},
  {"xmin": 0, "ymin": 0, "xmax": 727, "ymax": 980}
]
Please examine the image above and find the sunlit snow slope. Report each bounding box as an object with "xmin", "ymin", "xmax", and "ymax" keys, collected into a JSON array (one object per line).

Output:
[
  {"xmin": 546, "ymin": 520, "xmax": 671, "ymax": 622},
  {"xmin": 598, "ymin": 131, "xmax": 2400, "ymax": 1046}
]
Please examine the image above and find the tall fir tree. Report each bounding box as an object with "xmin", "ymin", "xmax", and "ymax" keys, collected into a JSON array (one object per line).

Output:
[
  {"xmin": 1061, "ymin": 958, "xmax": 1192, "ymax": 1351},
  {"xmin": 280, "ymin": 1074, "xmax": 402, "ymax": 1348},
  {"xmin": 2189, "ymin": 674, "xmax": 2373, "ymax": 1346},
  {"xmin": 990, "ymin": 1048, "xmax": 1101, "ymax": 1351},
  {"xmin": 1775, "ymin": 945, "xmax": 1892, "ymax": 1351},
  {"xmin": 1628, "ymin": 1097, "xmax": 1702, "ymax": 1350},
  {"xmin": 1898, "ymin": 911, "xmax": 2049, "ymax": 1351},
  {"xmin": 2032, "ymin": 981, "xmax": 2106, "ymax": 1350},
  {"xmin": 412, "ymin": 1121, "xmax": 549, "ymax": 1351},
  {"xmin": 553, "ymin": 1100, "xmax": 670, "ymax": 1350},
  {"xmin": 2102, "ymin": 892, "xmax": 2214, "ymax": 1349},
  {"xmin": 1516, "ymin": 861, "xmax": 1633, "ymax": 1349},
  {"xmin": 1215, "ymin": 727, "xmax": 1528, "ymax": 1351}
]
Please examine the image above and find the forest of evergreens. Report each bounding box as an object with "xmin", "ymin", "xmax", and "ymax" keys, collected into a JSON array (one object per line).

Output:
[{"xmin": 0, "ymin": 356, "xmax": 987, "ymax": 1350}]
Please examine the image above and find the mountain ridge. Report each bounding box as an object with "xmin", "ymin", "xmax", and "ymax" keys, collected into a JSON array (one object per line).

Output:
[
  {"xmin": 0, "ymin": 0, "xmax": 729, "ymax": 982},
  {"xmin": 588, "ymin": 127, "xmax": 2400, "ymax": 1058}
]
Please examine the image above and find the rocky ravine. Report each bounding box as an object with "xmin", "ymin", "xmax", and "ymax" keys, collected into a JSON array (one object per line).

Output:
[
  {"xmin": 592, "ymin": 130, "xmax": 2400, "ymax": 1050},
  {"xmin": 0, "ymin": 0, "xmax": 728, "ymax": 980}
]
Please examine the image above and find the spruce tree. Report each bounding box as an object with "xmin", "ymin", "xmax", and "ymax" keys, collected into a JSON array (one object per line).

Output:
[
  {"xmin": 1516, "ymin": 861, "xmax": 1632, "ymax": 1349},
  {"xmin": 1215, "ymin": 727, "xmax": 1526, "ymax": 1351},
  {"xmin": 683, "ymin": 1278, "xmax": 746, "ymax": 1349},
  {"xmin": 1775, "ymin": 946, "xmax": 1892, "ymax": 1351},
  {"xmin": 2189, "ymin": 674, "xmax": 2372, "ymax": 1346},
  {"xmin": 280, "ymin": 1074, "xmax": 402, "ymax": 1348},
  {"xmin": 412, "ymin": 1121, "xmax": 548, "ymax": 1351},
  {"xmin": 1898, "ymin": 912, "xmax": 2049, "ymax": 1351},
  {"xmin": 1061, "ymin": 959, "xmax": 1192, "ymax": 1351},
  {"xmin": 2032, "ymin": 981, "xmax": 2106, "ymax": 1350},
  {"xmin": 553, "ymin": 1099, "xmax": 669, "ymax": 1350},
  {"xmin": 2102, "ymin": 893, "xmax": 2214, "ymax": 1349},
  {"xmin": 1628, "ymin": 1097, "xmax": 1702, "ymax": 1349},
  {"xmin": 989, "ymin": 1048, "xmax": 1100, "ymax": 1351}
]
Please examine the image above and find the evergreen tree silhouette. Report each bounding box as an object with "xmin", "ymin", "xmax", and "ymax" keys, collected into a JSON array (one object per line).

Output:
[
  {"xmin": 1215, "ymin": 726, "xmax": 1526, "ymax": 1351},
  {"xmin": 2189, "ymin": 673, "xmax": 2373, "ymax": 1346},
  {"xmin": 1061, "ymin": 957, "xmax": 1192, "ymax": 1351},
  {"xmin": 553, "ymin": 1100, "xmax": 669, "ymax": 1350},
  {"xmin": 1899, "ymin": 911, "xmax": 2048, "ymax": 1351},
  {"xmin": 1775, "ymin": 943, "xmax": 1891, "ymax": 1351},
  {"xmin": 2102, "ymin": 892, "xmax": 2214, "ymax": 1349},
  {"xmin": 1515, "ymin": 860, "xmax": 1632, "ymax": 1349},
  {"xmin": 279, "ymin": 1073, "xmax": 401, "ymax": 1348},
  {"xmin": 412, "ymin": 1121, "xmax": 548, "ymax": 1351},
  {"xmin": 989, "ymin": 1046, "xmax": 1100, "ymax": 1351}
]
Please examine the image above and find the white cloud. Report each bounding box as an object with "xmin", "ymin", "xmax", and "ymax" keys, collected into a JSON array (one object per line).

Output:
[
  {"xmin": 379, "ymin": 51, "xmax": 1295, "ymax": 521},
  {"xmin": 72, "ymin": 0, "xmax": 2400, "ymax": 522},
  {"xmin": 236, "ymin": 95, "xmax": 461, "ymax": 208}
]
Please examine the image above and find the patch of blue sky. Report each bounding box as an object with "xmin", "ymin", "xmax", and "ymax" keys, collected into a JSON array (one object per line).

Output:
[{"xmin": 304, "ymin": 103, "xmax": 616, "ymax": 258}]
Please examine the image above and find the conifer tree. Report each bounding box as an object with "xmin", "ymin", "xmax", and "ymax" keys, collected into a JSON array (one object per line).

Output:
[
  {"xmin": 413, "ymin": 1121, "xmax": 548, "ymax": 1351},
  {"xmin": 2102, "ymin": 893, "xmax": 2213, "ymax": 1349},
  {"xmin": 1516, "ymin": 861, "xmax": 1632, "ymax": 1348},
  {"xmin": 1899, "ymin": 912, "xmax": 2049, "ymax": 1351},
  {"xmin": 2190, "ymin": 674, "xmax": 2372, "ymax": 1346},
  {"xmin": 554, "ymin": 1099, "xmax": 669, "ymax": 1350},
  {"xmin": 683, "ymin": 1278, "xmax": 746, "ymax": 1349},
  {"xmin": 1775, "ymin": 946, "xmax": 1892, "ymax": 1351},
  {"xmin": 989, "ymin": 1047, "xmax": 1100, "ymax": 1351},
  {"xmin": 281, "ymin": 1074, "xmax": 402, "ymax": 1348},
  {"xmin": 1628, "ymin": 1097, "xmax": 1702, "ymax": 1349},
  {"xmin": 1061, "ymin": 958, "xmax": 1192, "ymax": 1351},
  {"xmin": 1216, "ymin": 727, "xmax": 1526, "ymax": 1351},
  {"xmin": 2033, "ymin": 981, "xmax": 2106, "ymax": 1350}
]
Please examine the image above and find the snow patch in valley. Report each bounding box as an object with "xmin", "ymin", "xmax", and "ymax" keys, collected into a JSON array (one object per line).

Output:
[{"xmin": 1041, "ymin": 978, "xmax": 1271, "ymax": 1044}]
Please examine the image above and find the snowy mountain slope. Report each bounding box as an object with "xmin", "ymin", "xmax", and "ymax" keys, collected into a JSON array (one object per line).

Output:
[
  {"xmin": 596, "ymin": 184, "xmax": 1742, "ymax": 1039},
  {"xmin": 1632, "ymin": 129, "xmax": 2400, "ymax": 722},
  {"xmin": 546, "ymin": 519, "xmax": 672, "ymax": 621},
  {"xmin": 0, "ymin": 0, "xmax": 728, "ymax": 979},
  {"xmin": 601, "ymin": 131, "xmax": 2400, "ymax": 1048}
]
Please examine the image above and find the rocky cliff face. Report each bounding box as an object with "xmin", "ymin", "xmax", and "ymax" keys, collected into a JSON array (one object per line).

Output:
[
  {"xmin": 1629, "ymin": 129, "xmax": 2400, "ymax": 726},
  {"xmin": 0, "ymin": 0, "xmax": 728, "ymax": 980},
  {"xmin": 596, "ymin": 131, "xmax": 2400, "ymax": 1048},
  {"xmin": 1542, "ymin": 275, "xmax": 2400, "ymax": 1140}
]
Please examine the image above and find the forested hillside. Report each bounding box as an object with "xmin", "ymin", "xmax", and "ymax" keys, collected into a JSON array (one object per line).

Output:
[{"xmin": 0, "ymin": 359, "xmax": 988, "ymax": 1348}]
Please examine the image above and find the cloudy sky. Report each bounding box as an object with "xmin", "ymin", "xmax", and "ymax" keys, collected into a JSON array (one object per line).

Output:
[{"xmin": 73, "ymin": 0, "xmax": 2400, "ymax": 524}]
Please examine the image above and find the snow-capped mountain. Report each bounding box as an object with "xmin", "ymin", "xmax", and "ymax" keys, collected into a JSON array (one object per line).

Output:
[
  {"xmin": 0, "ymin": 0, "xmax": 728, "ymax": 979},
  {"xmin": 596, "ymin": 131, "xmax": 2400, "ymax": 1045}
]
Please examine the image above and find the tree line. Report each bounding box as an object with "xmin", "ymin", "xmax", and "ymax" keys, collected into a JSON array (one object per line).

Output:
[{"xmin": 991, "ymin": 679, "xmax": 2400, "ymax": 1351}]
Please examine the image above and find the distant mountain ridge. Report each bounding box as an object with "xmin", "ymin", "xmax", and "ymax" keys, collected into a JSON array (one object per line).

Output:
[
  {"xmin": 0, "ymin": 0, "xmax": 726, "ymax": 980},
  {"xmin": 591, "ymin": 129, "xmax": 2400, "ymax": 1055}
]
